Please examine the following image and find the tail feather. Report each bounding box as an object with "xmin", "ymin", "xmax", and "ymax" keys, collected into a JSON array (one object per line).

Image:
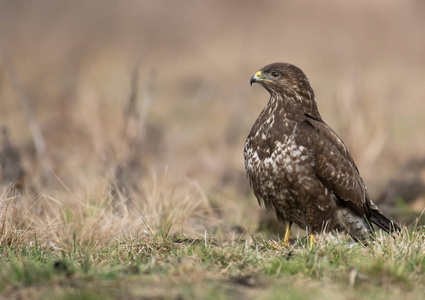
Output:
[{"xmin": 369, "ymin": 201, "xmax": 401, "ymax": 233}]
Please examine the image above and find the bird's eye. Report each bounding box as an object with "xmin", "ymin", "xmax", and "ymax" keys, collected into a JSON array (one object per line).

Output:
[{"xmin": 270, "ymin": 72, "xmax": 280, "ymax": 78}]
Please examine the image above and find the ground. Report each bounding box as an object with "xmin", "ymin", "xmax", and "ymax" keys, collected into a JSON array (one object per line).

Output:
[{"xmin": 1, "ymin": 229, "xmax": 425, "ymax": 300}]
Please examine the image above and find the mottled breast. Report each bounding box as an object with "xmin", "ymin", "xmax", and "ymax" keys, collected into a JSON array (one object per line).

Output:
[{"xmin": 244, "ymin": 116, "xmax": 314, "ymax": 213}]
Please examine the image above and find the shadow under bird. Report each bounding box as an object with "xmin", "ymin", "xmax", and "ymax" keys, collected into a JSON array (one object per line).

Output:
[{"xmin": 244, "ymin": 62, "xmax": 400, "ymax": 245}]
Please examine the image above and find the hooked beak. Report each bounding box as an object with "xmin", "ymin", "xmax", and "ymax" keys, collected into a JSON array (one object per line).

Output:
[{"xmin": 250, "ymin": 71, "xmax": 262, "ymax": 86}]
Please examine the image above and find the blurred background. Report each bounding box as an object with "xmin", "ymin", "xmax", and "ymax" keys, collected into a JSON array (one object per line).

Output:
[{"xmin": 1, "ymin": 0, "xmax": 425, "ymax": 242}]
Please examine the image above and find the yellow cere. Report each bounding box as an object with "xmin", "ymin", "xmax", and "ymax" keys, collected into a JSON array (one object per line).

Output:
[{"xmin": 254, "ymin": 70, "xmax": 272, "ymax": 83}]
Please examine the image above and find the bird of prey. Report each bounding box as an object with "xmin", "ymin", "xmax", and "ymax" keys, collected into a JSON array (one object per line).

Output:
[{"xmin": 244, "ymin": 62, "xmax": 399, "ymax": 245}]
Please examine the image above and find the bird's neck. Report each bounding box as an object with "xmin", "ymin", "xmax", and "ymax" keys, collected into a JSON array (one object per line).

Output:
[{"xmin": 267, "ymin": 88, "xmax": 322, "ymax": 122}]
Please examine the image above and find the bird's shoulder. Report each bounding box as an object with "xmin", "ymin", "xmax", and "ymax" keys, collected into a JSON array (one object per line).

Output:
[{"xmin": 295, "ymin": 115, "xmax": 370, "ymax": 214}]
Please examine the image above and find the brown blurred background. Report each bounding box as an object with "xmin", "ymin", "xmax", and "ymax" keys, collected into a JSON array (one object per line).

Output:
[{"xmin": 1, "ymin": 0, "xmax": 425, "ymax": 235}]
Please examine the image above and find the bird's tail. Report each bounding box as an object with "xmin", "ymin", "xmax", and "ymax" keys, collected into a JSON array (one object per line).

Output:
[{"xmin": 369, "ymin": 201, "xmax": 401, "ymax": 233}]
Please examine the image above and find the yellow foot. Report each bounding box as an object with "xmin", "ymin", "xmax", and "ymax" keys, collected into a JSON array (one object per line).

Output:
[
  {"xmin": 269, "ymin": 241, "xmax": 283, "ymax": 250},
  {"xmin": 282, "ymin": 223, "xmax": 292, "ymax": 247},
  {"xmin": 268, "ymin": 240, "xmax": 289, "ymax": 250},
  {"xmin": 309, "ymin": 234, "xmax": 316, "ymax": 248},
  {"xmin": 267, "ymin": 223, "xmax": 293, "ymax": 249}
]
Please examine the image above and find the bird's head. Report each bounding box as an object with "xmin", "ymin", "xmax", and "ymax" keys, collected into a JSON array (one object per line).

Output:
[
  {"xmin": 250, "ymin": 62, "xmax": 320, "ymax": 119},
  {"xmin": 250, "ymin": 62, "xmax": 312, "ymax": 94}
]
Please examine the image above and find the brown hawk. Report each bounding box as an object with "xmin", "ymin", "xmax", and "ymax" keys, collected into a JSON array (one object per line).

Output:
[{"xmin": 244, "ymin": 62, "xmax": 399, "ymax": 245}]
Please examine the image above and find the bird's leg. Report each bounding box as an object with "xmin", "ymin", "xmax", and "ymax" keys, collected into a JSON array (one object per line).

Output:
[
  {"xmin": 305, "ymin": 202, "xmax": 320, "ymax": 248},
  {"xmin": 282, "ymin": 223, "xmax": 292, "ymax": 247},
  {"xmin": 309, "ymin": 234, "xmax": 316, "ymax": 248}
]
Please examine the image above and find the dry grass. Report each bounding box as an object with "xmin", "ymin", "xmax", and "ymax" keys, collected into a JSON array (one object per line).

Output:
[{"xmin": 0, "ymin": 170, "xmax": 217, "ymax": 252}]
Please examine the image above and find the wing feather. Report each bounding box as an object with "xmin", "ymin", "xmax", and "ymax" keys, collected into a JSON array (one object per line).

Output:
[{"xmin": 296, "ymin": 117, "xmax": 371, "ymax": 216}]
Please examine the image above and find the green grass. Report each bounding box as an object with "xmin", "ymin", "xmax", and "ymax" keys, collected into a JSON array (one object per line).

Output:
[{"xmin": 2, "ymin": 229, "xmax": 425, "ymax": 300}]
